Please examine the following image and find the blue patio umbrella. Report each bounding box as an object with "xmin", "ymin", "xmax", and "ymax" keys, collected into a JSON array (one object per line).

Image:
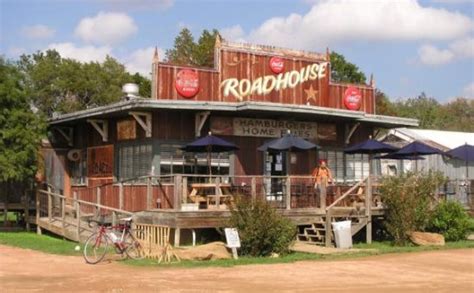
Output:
[
  {"xmin": 384, "ymin": 140, "xmax": 443, "ymax": 171},
  {"xmin": 344, "ymin": 138, "xmax": 399, "ymax": 175},
  {"xmin": 445, "ymin": 143, "xmax": 474, "ymax": 179},
  {"xmin": 257, "ymin": 131, "xmax": 319, "ymax": 175},
  {"xmin": 257, "ymin": 133, "xmax": 320, "ymax": 152},
  {"xmin": 344, "ymin": 139, "xmax": 399, "ymax": 154},
  {"xmin": 182, "ymin": 133, "xmax": 239, "ymax": 175}
]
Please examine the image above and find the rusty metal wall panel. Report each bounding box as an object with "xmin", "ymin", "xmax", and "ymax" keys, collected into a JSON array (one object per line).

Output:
[{"xmin": 153, "ymin": 45, "xmax": 374, "ymax": 114}]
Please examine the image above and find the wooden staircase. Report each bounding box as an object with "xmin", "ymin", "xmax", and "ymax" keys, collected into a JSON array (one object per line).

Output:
[{"xmin": 297, "ymin": 213, "xmax": 369, "ymax": 246}]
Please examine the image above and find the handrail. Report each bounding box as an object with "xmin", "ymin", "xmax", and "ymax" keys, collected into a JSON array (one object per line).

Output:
[
  {"xmin": 325, "ymin": 176, "xmax": 368, "ymax": 211},
  {"xmin": 39, "ymin": 189, "xmax": 133, "ymax": 216}
]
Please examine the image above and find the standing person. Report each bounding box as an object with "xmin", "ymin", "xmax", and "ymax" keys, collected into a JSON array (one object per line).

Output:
[{"xmin": 312, "ymin": 160, "xmax": 333, "ymax": 208}]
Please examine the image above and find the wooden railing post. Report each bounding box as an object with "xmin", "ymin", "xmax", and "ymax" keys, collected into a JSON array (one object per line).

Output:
[
  {"xmin": 320, "ymin": 182, "xmax": 327, "ymax": 210},
  {"xmin": 73, "ymin": 191, "xmax": 78, "ymax": 210},
  {"xmin": 286, "ymin": 176, "xmax": 291, "ymax": 210},
  {"xmin": 146, "ymin": 176, "xmax": 152, "ymax": 210},
  {"xmin": 96, "ymin": 187, "xmax": 101, "ymax": 217},
  {"xmin": 365, "ymin": 175, "xmax": 372, "ymax": 244},
  {"xmin": 47, "ymin": 186, "xmax": 52, "ymax": 222},
  {"xmin": 76, "ymin": 202, "xmax": 81, "ymax": 241},
  {"xmin": 325, "ymin": 209, "xmax": 332, "ymax": 247},
  {"xmin": 173, "ymin": 175, "xmax": 182, "ymax": 211},
  {"xmin": 251, "ymin": 177, "xmax": 257, "ymax": 202},
  {"xmin": 112, "ymin": 211, "xmax": 117, "ymax": 226},
  {"xmin": 61, "ymin": 197, "xmax": 66, "ymax": 235},
  {"xmin": 36, "ymin": 188, "xmax": 41, "ymax": 235},
  {"xmin": 182, "ymin": 176, "xmax": 188, "ymax": 205},
  {"xmin": 215, "ymin": 177, "xmax": 221, "ymax": 208},
  {"xmin": 119, "ymin": 182, "xmax": 124, "ymax": 210}
]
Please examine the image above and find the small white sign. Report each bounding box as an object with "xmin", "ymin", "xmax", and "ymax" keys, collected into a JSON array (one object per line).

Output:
[{"xmin": 224, "ymin": 228, "xmax": 241, "ymax": 248}]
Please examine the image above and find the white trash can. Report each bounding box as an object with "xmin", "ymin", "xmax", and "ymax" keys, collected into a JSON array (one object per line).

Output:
[{"xmin": 331, "ymin": 220, "xmax": 352, "ymax": 249}]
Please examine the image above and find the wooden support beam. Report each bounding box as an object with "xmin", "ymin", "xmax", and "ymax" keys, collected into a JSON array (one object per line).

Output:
[
  {"xmin": 24, "ymin": 192, "xmax": 30, "ymax": 232},
  {"xmin": 174, "ymin": 228, "xmax": 181, "ymax": 247},
  {"xmin": 215, "ymin": 177, "xmax": 221, "ymax": 208},
  {"xmin": 129, "ymin": 111, "xmax": 152, "ymax": 137},
  {"xmin": 96, "ymin": 187, "xmax": 101, "ymax": 217},
  {"xmin": 52, "ymin": 127, "xmax": 74, "ymax": 147},
  {"xmin": 320, "ymin": 182, "xmax": 327, "ymax": 210},
  {"xmin": 195, "ymin": 111, "xmax": 210, "ymax": 137},
  {"xmin": 87, "ymin": 119, "xmax": 108, "ymax": 142},
  {"xmin": 345, "ymin": 122, "xmax": 360, "ymax": 145},
  {"xmin": 47, "ymin": 187, "xmax": 52, "ymax": 223}
]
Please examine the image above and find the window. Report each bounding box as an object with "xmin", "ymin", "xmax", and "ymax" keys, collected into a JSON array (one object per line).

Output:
[
  {"xmin": 116, "ymin": 141, "xmax": 153, "ymax": 181},
  {"xmin": 159, "ymin": 143, "xmax": 230, "ymax": 176},
  {"xmin": 318, "ymin": 150, "xmax": 374, "ymax": 182}
]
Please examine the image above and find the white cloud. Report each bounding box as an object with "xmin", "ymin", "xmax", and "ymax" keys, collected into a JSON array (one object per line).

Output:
[
  {"xmin": 220, "ymin": 25, "xmax": 245, "ymax": 42},
  {"xmin": 418, "ymin": 37, "xmax": 474, "ymax": 65},
  {"xmin": 124, "ymin": 47, "xmax": 164, "ymax": 77},
  {"xmin": 97, "ymin": 0, "xmax": 173, "ymax": 10},
  {"xmin": 226, "ymin": 0, "xmax": 473, "ymax": 50},
  {"xmin": 418, "ymin": 44, "xmax": 455, "ymax": 65},
  {"xmin": 47, "ymin": 42, "xmax": 112, "ymax": 63},
  {"xmin": 21, "ymin": 25, "xmax": 55, "ymax": 39},
  {"xmin": 462, "ymin": 82, "xmax": 474, "ymax": 98},
  {"xmin": 75, "ymin": 12, "xmax": 137, "ymax": 45}
]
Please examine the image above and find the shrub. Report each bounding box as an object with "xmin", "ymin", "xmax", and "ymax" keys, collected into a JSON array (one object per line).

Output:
[
  {"xmin": 380, "ymin": 171, "xmax": 446, "ymax": 245},
  {"xmin": 429, "ymin": 200, "xmax": 472, "ymax": 241},
  {"xmin": 228, "ymin": 198, "xmax": 296, "ymax": 257}
]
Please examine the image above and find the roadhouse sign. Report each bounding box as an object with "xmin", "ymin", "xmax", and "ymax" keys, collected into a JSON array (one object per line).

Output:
[{"xmin": 221, "ymin": 62, "xmax": 328, "ymax": 101}]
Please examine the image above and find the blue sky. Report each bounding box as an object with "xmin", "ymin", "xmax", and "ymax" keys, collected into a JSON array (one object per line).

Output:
[{"xmin": 1, "ymin": 0, "xmax": 473, "ymax": 102}]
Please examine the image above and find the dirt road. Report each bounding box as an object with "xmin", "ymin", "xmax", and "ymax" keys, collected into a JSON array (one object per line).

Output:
[{"xmin": 1, "ymin": 245, "xmax": 473, "ymax": 292}]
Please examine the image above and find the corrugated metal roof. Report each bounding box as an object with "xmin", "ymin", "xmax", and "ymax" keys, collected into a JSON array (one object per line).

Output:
[{"xmin": 387, "ymin": 128, "xmax": 474, "ymax": 150}]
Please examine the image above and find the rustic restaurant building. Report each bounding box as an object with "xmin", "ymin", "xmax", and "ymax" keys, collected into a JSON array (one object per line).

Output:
[
  {"xmin": 38, "ymin": 38, "xmax": 421, "ymax": 247},
  {"xmin": 45, "ymin": 38, "xmax": 417, "ymax": 199}
]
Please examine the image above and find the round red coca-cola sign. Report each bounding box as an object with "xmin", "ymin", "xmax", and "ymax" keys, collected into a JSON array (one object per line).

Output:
[
  {"xmin": 343, "ymin": 86, "xmax": 362, "ymax": 110},
  {"xmin": 269, "ymin": 56, "xmax": 284, "ymax": 74},
  {"xmin": 175, "ymin": 69, "xmax": 199, "ymax": 98}
]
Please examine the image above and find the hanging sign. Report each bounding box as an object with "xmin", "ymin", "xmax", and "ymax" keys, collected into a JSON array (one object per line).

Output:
[
  {"xmin": 175, "ymin": 69, "xmax": 199, "ymax": 98},
  {"xmin": 269, "ymin": 56, "xmax": 284, "ymax": 74},
  {"xmin": 343, "ymin": 86, "xmax": 362, "ymax": 110}
]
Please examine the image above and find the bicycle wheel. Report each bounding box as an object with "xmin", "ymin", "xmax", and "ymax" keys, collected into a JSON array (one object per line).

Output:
[
  {"xmin": 124, "ymin": 230, "xmax": 145, "ymax": 260},
  {"xmin": 83, "ymin": 232, "xmax": 110, "ymax": 264}
]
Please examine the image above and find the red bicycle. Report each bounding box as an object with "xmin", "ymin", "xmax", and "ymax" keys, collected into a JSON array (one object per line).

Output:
[{"xmin": 83, "ymin": 217, "xmax": 144, "ymax": 264}]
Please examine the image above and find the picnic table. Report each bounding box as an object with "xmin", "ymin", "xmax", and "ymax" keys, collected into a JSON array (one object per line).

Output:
[{"xmin": 188, "ymin": 183, "xmax": 233, "ymax": 209}]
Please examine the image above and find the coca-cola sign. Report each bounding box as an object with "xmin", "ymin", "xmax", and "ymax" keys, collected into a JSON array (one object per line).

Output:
[
  {"xmin": 175, "ymin": 69, "xmax": 199, "ymax": 98},
  {"xmin": 269, "ymin": 56, "xmax": 284, "ymax": 74},
  {"xmin": 343, "ymin": 86, "xmax": 362, "ymax": 110}
]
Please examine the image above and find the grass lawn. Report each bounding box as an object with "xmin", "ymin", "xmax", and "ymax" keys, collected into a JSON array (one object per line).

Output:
[
  {"xmin": 0, "ymin": 232, "xmax": 82, "ymax": 256},
  {"xmin": 0, "ymin": 232, "xmax": 472, "ymax": 268}
]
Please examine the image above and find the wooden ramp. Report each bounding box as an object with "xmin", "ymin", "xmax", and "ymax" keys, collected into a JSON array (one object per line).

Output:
[{"xmin": 36, "ymin": 190, "xmax": 133, "ymax": 243}]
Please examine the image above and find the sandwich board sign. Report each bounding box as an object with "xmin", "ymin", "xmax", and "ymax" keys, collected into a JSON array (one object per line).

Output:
[{"xmin": 224, "ymin": 228, "xmax": 241, "ymax": 259}]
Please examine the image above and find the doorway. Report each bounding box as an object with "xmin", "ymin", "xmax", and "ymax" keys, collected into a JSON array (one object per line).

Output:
[{"xmin": 264, "ymin": 151, "xmax": 287, "ymax": 201}]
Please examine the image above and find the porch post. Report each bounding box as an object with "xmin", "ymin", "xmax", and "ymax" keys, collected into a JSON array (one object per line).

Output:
[
  {"xmin": 251, "ymin": 177, "xmax": 257, "ymax": 202},
  {"xmin": 320, "ymin": 182, "xmax": 327, "ymax": 210},
  {"xmin": 36, "ymin": 188, "xmax": 41, "ymax": 235},
  {"xmin": 146, "ymin": 176, "xmax": 152, "ymax": 210},
  {"xmin": 365, "ymin": 175, "xmax": 372, "ymax": 244},
  {"xmin": 119, "ymin": 182, "xmax": 124, "ymax": 210},
  {"xmin": 215, "ymin": 177, "xmax": 221, "ymax": 208},
  {"xmin": 173, "ymin": 175, "xmax": 182, "ymax": 211},
  {"xmin": 286, "ymin": 176, "xmax": 291, "ymax": 210},
  {"xmin": 95, "ymin": 187, "xmax": 101, "ymax": 217},
  {"xmin": 47, "ymin": 186, "xmax": 52, "ymax": 222}
]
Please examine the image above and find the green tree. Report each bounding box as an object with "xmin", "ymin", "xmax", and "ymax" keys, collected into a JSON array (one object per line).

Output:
[
  {"xmin": 329, "ymin": 52, "xmax": 367, "ymax": 84},
  {"xmin": 438, "ymin": 97, "xmax": 474, "ymax": 132},
  {"xmin": 0, "ymin": 57, "xmax": 45, "ymax": 182},
  {"xmin": 393, "ymin": 92, "xmax": 444, "ymax": 129},
  {"xmin": 375, "ymin": 89, "xmax": 397, "ymax": 116},
  {"xmin": 18, "ymin": 50, "xmax": 151, "ymax": 116},
  {"xmin": 165, "ymin": 28, "xmax": 219, "ymax": 67}
]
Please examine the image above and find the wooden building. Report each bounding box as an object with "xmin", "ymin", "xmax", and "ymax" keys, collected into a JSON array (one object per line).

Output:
[{"xmin": 38, "ymin": 38, "xmax": 418, "ymax": 246}]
